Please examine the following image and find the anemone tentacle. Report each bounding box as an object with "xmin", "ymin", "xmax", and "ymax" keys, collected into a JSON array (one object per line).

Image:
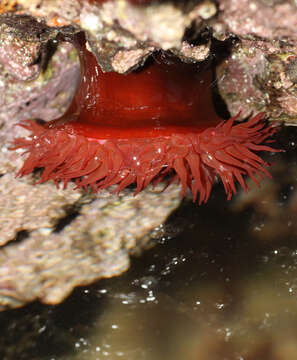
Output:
[{"xmin": 11, "ymin": 113, "xmax": 279, "ymax": 203}]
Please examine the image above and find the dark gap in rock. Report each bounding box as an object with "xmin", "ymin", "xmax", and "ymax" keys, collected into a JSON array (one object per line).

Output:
[
  {"xmin": 211, "ymin": 36, "xmax": 238, "ymax": 65},
  {"xmin": 40, "ymin": 39, "xmax": 59, "ymax": 73},
  {"xmin": 211, "ymin": 36, "xmax": 238, "ymax": 119},
  {"xmin": 132, "ymin": 51, "xmax": 156, "ymax": 73},
  {"xmin": 52, "ymin": 206, "xmax": 80, "ymax": 233},
  {"xmin": 183, "ymin": 24, "xmax": 236, "ymax": 120},
  {"xmin": 10, "ymin": 230, "xmax": 30, "ymax": 245},
  {"xmin": 183, "ymin": 23, "xmax": 212, "ymax": 47},
  {"xmin": 212, "ymin": 75, "xmax": 230, "ymax": 119}
]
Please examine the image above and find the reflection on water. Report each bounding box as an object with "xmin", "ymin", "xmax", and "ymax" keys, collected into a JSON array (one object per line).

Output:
[{"xmin": 1, "ymin": 128, "xmax": 297, "ymax": 360}]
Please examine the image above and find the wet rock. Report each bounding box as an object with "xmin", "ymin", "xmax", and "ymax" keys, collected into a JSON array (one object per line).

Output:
[
  {"xmin": 214, "ymin": 0, "xmax": 297, "ymax": 124},
  {"xmin": 10, "ymin": 0, "xmax": 215, "ymax": 73},
  {"xmin": 216, "ymin": 0, "xmax": 297, "ymax": 42},
  {"xmin": 216, "ymin": 39, "xmax": 297, "ymax": 124},
  {"xmin": 0, "ymin": 185, "xmax": 181, "ymax": 310},
  {"xmin": 0, "ymin": 41, "xmax": 80, "ymax": 124}
]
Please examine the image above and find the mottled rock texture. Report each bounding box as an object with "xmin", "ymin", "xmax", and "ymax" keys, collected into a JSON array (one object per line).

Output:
[{"xmin": 214, "ymin": 0, "xmax": 297, "ymax": 123}]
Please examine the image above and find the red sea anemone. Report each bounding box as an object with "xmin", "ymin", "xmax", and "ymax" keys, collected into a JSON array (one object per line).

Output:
[{"xmin": 11, "ymin": 34, "xmax": 279, "ymax": 204}]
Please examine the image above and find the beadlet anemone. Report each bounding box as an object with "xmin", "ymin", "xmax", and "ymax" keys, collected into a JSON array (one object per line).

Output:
[{"xmin": 11, "ymin": 31, "xmax": 279, "ymax": 204}]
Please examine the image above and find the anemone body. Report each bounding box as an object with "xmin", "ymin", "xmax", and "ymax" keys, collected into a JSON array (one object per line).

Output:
[{"xmin": 12, "ymin": 35, "xmax": 279, "ymax": 204}]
